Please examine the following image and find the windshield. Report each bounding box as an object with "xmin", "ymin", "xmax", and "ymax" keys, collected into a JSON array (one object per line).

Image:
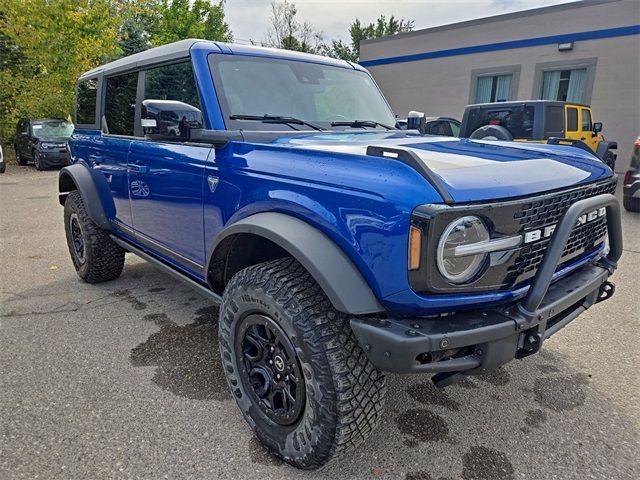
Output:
[
  {"xmin": 31, "ymin": 120, "xmax": 74, "ymax": 139},
  {"xmin": 209, "ymin": 55, "xmax": 396, "ymax": 131}
]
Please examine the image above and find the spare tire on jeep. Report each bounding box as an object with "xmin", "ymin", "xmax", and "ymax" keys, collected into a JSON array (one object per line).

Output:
[{"xmin": 470, "ymin": 125, "xmax": 513, "ymax": 141}]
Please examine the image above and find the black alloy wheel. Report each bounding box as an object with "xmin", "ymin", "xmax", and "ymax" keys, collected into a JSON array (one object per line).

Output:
[
  {"xmin": 236, "ymin": 313, "xmax": 305, "ymax": 426},
  {"xmin": 68, "ymin": 213, "xmax": 86, "ymax": 265},
  {"xmin": 33, "ymin": 150, "xmax": 44, "ymax": 170}
]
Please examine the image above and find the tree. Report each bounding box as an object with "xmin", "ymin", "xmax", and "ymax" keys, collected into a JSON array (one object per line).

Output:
[
  {"xmin": 0, "ymin": 0, "xmax": 122, "ymax": 142},
  {"xmin": 265, "ymin": 1, "xmax": 323, "ymax": 54},
  {"xmin": 325, "ymin": 15, "xmax": 414, "ymax": 62},
  {"xmin": 149, "ymin": 0, "xmax": 232, "ymax": 46}
]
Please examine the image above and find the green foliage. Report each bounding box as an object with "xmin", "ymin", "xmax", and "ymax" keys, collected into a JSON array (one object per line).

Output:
[
  {"xmin": 326, "ymin": 15, "xmax": 414, "ymax": 62},
  {"xmin": 149, "ymin": 0, "xmax": 232, "ymax": 46},
  {"xmin": 265, "ymin": 1, "xmax": 322, "ymax": 54},
  {"xmin": 0, "ymin": 0, "xmax": 232, "ymax": 144},
  {"xmin": 0, "ymin": 0, "xmax": 121, "ymax": 142}
]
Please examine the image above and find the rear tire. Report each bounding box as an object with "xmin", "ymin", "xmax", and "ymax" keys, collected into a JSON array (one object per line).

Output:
[
  {"xmin": 623, "ymin": 195, "xmax": 640, "ymax": 212},
  {"xmin": 469, "ymin": 125, "xmax": 513, "ymax": 141},
  {"xmin": 219, "ymin": 257, "xmax": 386, "ymax": 469},
  {"xmin": 63, "ymin": 191, "xmax": 125, "ymax": 283}
]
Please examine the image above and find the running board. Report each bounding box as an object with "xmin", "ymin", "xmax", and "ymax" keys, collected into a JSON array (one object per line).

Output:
[{"xmin": 110, "ymin": 235, "xmax": 221, "ymax": 304}]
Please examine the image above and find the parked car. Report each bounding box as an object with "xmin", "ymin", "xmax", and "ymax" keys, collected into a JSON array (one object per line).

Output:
[
  {"xmin": 60, "ymin": 40, "xmax": 622, "ymax": 469},
  {"xmin": 623, "ymin": 136, "xmax": 640, "ymax": 212},
  {"xmin": 459, "ymin": 100, "xmax": 617, "ymax": 170},
  {"xmin": 0, "ymin": 144, "xmax": 5, "ymax": 174},
  {"xmin": 398, "ymin": 114, "xmax": 461, "ymax": 136},
  {"xmin": 14, "ymin": 118, "xmax": 73, "ymax": 170}
]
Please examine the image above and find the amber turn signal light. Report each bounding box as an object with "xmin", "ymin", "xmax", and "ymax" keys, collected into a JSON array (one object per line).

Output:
[{"xmin": 408, "ymin": 226, "xmax": 422, "ymax": 270}]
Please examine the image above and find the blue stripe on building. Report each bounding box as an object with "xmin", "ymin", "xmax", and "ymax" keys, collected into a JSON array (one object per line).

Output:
[{"xmin": 360, "ymin": 25, "xmax": 640, "ymax": 67}]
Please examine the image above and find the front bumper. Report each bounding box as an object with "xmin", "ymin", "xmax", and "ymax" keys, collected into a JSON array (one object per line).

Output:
[
  {"xmin": 39, "ymin": 150, "xmax": 70, "ymax": 167},
  {"xmin": 351, "ymin": 193, "xmax": 622, "ymax": 379}
]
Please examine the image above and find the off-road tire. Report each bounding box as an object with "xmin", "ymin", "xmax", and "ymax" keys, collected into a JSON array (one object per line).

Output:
[
  {"xmin": 63, "ymin": 191, "xmax": 125, "ymax": 283},
  {"xmin": 623, "ymin": 195, "xmax": 640, "ymax": 212},
  {"xmin": 219, "ymin": 257, "xmax": 386, "ymax": 469},
  {"xmin": 15, "ymin": 146, "xmax": 27, "ymax": 166},
  {"xmin": 603, "ymin": 150, "xmax": 616, "ymax": 171}
]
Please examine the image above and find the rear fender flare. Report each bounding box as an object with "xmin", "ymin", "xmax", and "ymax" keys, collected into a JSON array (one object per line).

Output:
[
  {"xmin": 207, "ymin": 212, "xmax": 385, "ymax": 315},
  {"xmin": 58, "ymin": 164, "xmax": 115, "ymax": 230}
]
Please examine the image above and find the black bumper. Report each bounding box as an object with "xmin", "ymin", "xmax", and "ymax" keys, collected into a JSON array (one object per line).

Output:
[
  {"xmin": 39, "ymin": 151, "xmax": 70, "ymax": 167},
  {"xmin": 623, "ymin": 179, "xmax": 639, "ymax": 198},
  {"xmin": 351, "ymin": 193, "xmax": 622, "ymax": 377}
]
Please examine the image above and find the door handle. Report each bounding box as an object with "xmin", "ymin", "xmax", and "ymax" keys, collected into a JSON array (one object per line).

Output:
[
  {"xmin": 580, "ymin": 137, "xmax": 586, "ymax": 141},
  {"xmin": 127, "ymin": 164, "xmax": 148, "ymax": 173},
  {"xmin": 89, "ymin": 155, "xmax": 103, "ymax": 165}
]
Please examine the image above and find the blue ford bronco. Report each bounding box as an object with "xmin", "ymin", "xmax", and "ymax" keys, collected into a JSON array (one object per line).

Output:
[{"xmin": 60, "ymin": 40, "xmax": 622, "ymax": 469}]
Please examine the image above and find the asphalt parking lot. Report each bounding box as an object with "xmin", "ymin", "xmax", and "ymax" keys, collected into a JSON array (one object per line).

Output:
[{"xmin": 1, "ymin": 164, "xmax": 638, "ymax": 480}]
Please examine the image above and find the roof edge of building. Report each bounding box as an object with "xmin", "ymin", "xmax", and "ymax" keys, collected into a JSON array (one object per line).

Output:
[{"xmin": 361, "ymin": 0, "xmax": 620, "ymax": 46}]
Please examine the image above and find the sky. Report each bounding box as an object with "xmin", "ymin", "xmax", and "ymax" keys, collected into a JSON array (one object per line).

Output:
[{"xmin": 225, "ymin": 0, "xmax": 580, "ymax": 45}]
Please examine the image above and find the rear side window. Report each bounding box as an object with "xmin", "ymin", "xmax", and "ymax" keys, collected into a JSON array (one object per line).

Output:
[
  {"xmin": 425, "ymin": 121, "xmax": 453, "ymax": 136},
  {"xmin": 105, "ymin": 72, "xmax": 138, "ymax": 136},
  {"xmin": 76, "ymin": 78, "xmax": 98, "ymax": 125},
  {"xmin": 545, "ymin": 105, "xmax": 564, "ymax": 137},
  {"xmin": 141, "ymin": 61, "xmax": 203, "ymax": 141},
  {"xmin": 566, "ymin": 107, "xmax": 578, "ymax": 131}
]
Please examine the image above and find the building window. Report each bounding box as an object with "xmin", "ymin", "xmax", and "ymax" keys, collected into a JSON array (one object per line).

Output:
[
  {"xmin": 541, "ymin": 68, "xmax": 587, "ymax": 103},
  {"xmin": 475, "ymin": 74, "xmax": 512, "ymax": 103}
]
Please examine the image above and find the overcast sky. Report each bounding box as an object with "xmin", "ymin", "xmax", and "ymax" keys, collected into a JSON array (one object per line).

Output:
[{"xmin": 225, "ymin": 0, "xmax": 580, "ymax": 45}]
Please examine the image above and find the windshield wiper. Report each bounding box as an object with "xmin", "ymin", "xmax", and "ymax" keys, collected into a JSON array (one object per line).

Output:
[
  {"xmin": 229, "ymin": 114, "xmax": 325, "ymax": 132},
  {"xmin": 330, "ymin": 120, "xmax": 395, "ymax": 130}
]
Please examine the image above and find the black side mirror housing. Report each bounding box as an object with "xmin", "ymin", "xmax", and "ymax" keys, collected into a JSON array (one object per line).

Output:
[{"xmin": 593, "ymin": 122, "xmax": 603, "ymax": 134}]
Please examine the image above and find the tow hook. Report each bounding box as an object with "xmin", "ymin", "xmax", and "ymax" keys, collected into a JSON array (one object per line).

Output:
[
  {"xmin": 596, "ymin": 281, "xmax": 615, "ymax": 303},
  {"xmin": 516, "ymin": 331, "xmax": 543, "ymax": 359}
]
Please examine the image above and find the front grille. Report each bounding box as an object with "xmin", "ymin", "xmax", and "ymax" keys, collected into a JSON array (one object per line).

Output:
[{"xmin": 507, "ymin": 179, "xmax": 616, "ymax": 284}]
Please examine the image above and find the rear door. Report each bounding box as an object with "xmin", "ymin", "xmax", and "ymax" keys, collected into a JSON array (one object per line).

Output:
[
  {"xmin": 98, "ymin": 71, "xmax": 140, "ymax": 228},
  {"xmin": 564, "ymin": 105, "xmax": 580, "ymax": 142},
  {"xmin": 127, "ymin": 61, "xmax": 210, "ymax": 274}
]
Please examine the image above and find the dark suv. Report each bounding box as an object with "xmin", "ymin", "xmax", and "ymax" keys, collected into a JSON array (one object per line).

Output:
[
  {"xmin": 14, "ymin": 118, "xmax": 73, "ymax": 170},
  {"xmin": 59, "ymin": 40, "xmax": 622, "ymax": 469}
]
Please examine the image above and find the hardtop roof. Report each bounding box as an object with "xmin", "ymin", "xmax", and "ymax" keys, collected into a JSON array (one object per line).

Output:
[{"xmin": 79, "ymin": 39, "xmax": 357, "ymax": 81}]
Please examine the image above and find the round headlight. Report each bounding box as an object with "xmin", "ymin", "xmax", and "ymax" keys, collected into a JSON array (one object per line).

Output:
[{"xmin": 437, "ymin": 216, "xmax": 490, "ymax": 284}]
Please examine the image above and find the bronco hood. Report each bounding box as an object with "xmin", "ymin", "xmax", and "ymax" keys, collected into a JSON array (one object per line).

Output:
[{"xmin": 273, "ymin": 132, "xmax": 612, "ymax": 203}]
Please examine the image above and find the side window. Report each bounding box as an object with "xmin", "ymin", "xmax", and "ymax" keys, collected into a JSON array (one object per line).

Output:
[
  {"xmin": 545, "ymin": 106, "xmax": 564, "ymax": 137},
  {"xmin": 141, "ymin": 61, "xmax": 203, "ymax": 141},
  {"xmin": 449, "ymin": 121, "xmax": 461, "ymax": 137},
  {"xmin": 76, "ymin": 78, "xmax": 98, "ymax": 125},
  {"xmin": 426, "ymin": 121, "xmax": 453, "ymax": 136},
  {"xmin": 581, "ymin": 109, "xmax": 592, "ymax": 131},
  {"xmin": 105, "ymin": 72, "xmax": 138, "ymax": 136},
  {"xmin": 566, "ymin": 107, "xmax": 578, "ymax": 132}
]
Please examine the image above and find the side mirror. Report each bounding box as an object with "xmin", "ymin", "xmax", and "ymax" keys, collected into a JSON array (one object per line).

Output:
[
  {"xmin": 406, "ymin": 110, "xmax": 426, "ymax": 133},
  {"xmin": 593, "ymin": 122, "xmax": 602, "ymax": 134}
]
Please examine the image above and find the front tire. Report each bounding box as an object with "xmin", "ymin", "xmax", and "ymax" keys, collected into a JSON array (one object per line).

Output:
[
  {"xmin": 602, "ymin": 150, "xmax": 616, "ymax": 171},
  {"xmin": 33, "ymin": 150, "xmax": 44, "ymax": 170},
  {"xmin": 219, "ymin": 258, "xmax": 386, "ymax": 469},
  {"xmin": 63, "ymin": 191, "xmax": 125, "ymax": 283},
  {"xmin": 15, "ymin": 146, "xmax": 27, "ymax": 165}
]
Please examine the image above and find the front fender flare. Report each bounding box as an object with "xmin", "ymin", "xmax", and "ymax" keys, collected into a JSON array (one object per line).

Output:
[
  {"xmin": 58, "ymin": 164, "xmax": 115, "ymax": 230},
  {"xmin": 596, "ymin": 141, "xmax": 617, "ymax": 159},
  {"xmin": 208, "ymin": 212, "xmax": 385, "ymax": 315}
]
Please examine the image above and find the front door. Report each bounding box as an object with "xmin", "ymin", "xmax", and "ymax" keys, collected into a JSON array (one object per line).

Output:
[
  {"xmin": 579, "ymin": 107, "xmax": 598, "ymax": 152},
  {"xmin": 127, "ymin": 60, "xmax": 210, "ymax": 277},
  {"xmin": 127, "ymin": 141, "xmax": 210, "ymax": 274}
]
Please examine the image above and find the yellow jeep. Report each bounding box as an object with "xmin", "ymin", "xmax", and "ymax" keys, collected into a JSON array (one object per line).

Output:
[{"xmin": 460, "ymin": 100, "xmax": 617, "ymax": 169}]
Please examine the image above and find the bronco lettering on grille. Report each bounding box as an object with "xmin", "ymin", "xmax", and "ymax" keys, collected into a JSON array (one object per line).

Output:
[{"xmin": 523, "ymin": 207, "xmax": 606, "ymax": 244}]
